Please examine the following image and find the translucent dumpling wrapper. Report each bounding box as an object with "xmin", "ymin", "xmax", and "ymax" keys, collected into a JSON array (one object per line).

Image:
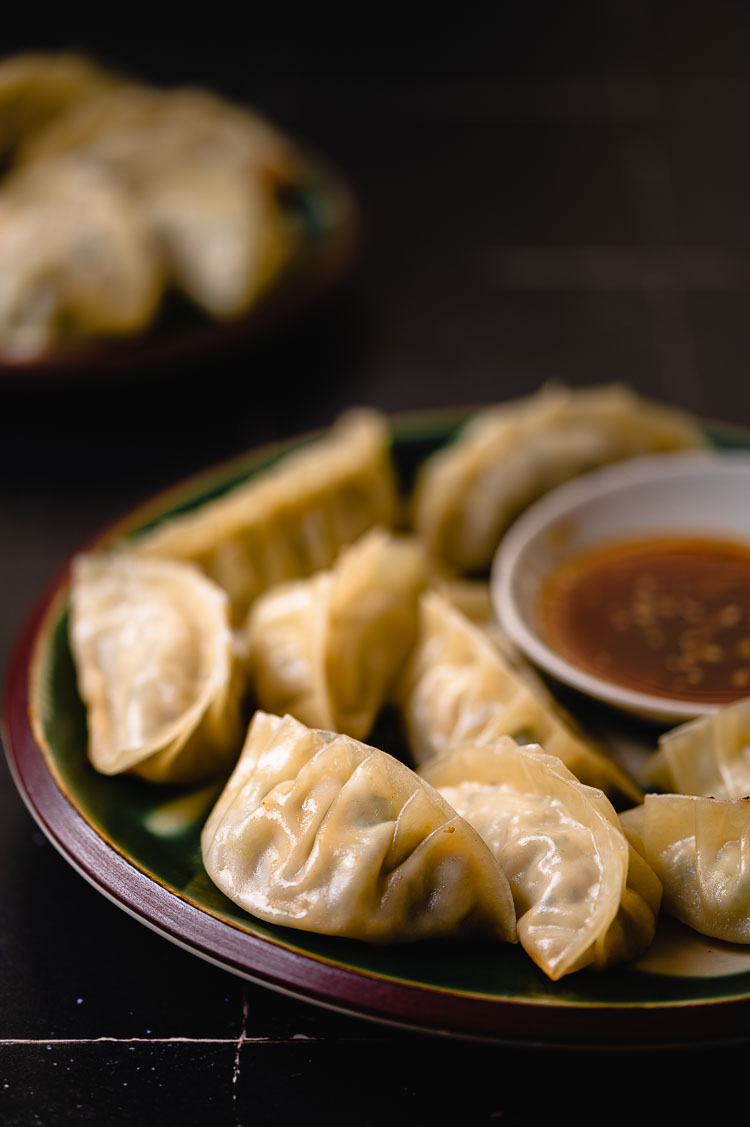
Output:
[
  {"xmin": 69, "ymin": 552, "xmax": 245, "ymax": 784},
  {"xmin": 244, "ymin": 529, "xmax": 428, "ymax": 740},
  {"xmin": 0, "ymin": 160, "xmax": 163, "ymax": 360},
  {"xmin": 647, "ymin": 697, "xmax": 750, "ymax": 800},
  {"xmin": 134, "ymin": 409, "xmax": 399, "ymax": 623},
  {"xmin": 398, "ymin": 590, "xmax": 641, "ymax": 805},
  {"xmin": 421, "ymin": 739, "xmax": 662, "ymax": 979},
  {"xmin": 201, "ymin": 711, "xmax": 517, "ymax": 943},
  {"xmin": 413, "ymin": 383, "xmax": 707, "ymax": 575},
  {"xmin": 621, "ymin": 794, "xmax": 750, "ymax": 943}
]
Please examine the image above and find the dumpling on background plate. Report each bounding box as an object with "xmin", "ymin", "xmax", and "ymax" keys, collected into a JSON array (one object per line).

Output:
[
  {"xmin": 0, "ymin": 52, "xmax": 334, "ymax": 360},
  {"xmin": 0, "ymin": 51, "xmax": 117, "ymax": 161},
  {"xmin": 201, "ymin": 711, "xmax": 517, "ymax": 944},
  {"xmin": 17, "ymin": 81, "xmax": 298, "ymax": 188},
  {"xmin": 18, "ymin": 80, "xmax": 302, "ymax": 320},
  {"xmin": 137, "ymin": 159, "xmax": 295, "ymax": 318},
  {"xmin": 0, "ymin": 160, "xmax": 162, "ymax": 359}
]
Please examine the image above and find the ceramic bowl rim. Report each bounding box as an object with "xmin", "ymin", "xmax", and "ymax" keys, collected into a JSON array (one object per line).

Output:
[{"xmin": 491, "ymin": 449, "xmax": 750, "ymax": 723}]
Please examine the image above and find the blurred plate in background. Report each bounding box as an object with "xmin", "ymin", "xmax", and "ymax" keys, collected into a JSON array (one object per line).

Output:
[{"xmin": 0, "ymin": 149, "xmax": 358, "ymax": 382}]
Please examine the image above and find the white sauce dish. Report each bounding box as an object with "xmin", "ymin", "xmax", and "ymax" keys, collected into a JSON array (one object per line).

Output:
[{"xmin": 491, "ymin": 451, "xmax": 750, "ymax": 722}]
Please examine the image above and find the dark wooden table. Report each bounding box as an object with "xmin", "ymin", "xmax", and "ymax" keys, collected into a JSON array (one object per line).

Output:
[{"xmin": 4, "ymin": 12, "xmax": 750, "ymax": 1123}]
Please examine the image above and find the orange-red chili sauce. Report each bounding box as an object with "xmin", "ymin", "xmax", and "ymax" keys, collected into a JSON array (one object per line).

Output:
[{"xmin": 541, "ymin": 536, "xmax": 750, "ymax": 703}]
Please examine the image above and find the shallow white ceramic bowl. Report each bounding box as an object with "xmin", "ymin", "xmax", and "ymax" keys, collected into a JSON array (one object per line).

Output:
[{"xmin": 491, "ymin": 450, "xmax": 750, "ymax": 722}]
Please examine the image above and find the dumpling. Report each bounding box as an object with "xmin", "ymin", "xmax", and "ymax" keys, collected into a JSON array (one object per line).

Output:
[
  {"xmin": 244, "ymin": 529, "xmax": 427, "ymax": 740},
  {"xmin": 413, "ymin": 384, "xmax": 706, "ymax": 575},
  {"xmin": 19, "ymin": 81, "xmax": 298, "ymax": 190},
  {"xmin": 134, "ymin": 409, "xmax": 399, "ymax": 622},
  {"xmin": 621, "ymin": 794, "xmax": 750, "ymax": 943},
  {"xmin": 18, "ymin": 81, "xmax": 301, "ymax": 320},
  {"xmin": 433, "ymin": 576, "xmax": 495, "ymax": 623},
  {"xmin": 137, "ymin": 159, "xmax": 294, "ymax": 318},
  {"xmin": 0, "ymin": 51, "xmax": 117, "ymax": 161},
  {"xmin": 398, "ymin": 590, "xmax": 641, "ymax": 805},
  {"xmin": 421, "ymin": 739, "xmax": 661, "ymax": 979},
  {"xmin": 647, "ymin": 697, "xmax": 750, "ymax": 800},
  {"xmin": 69, "ymin": 551, "xmax": 244, "ymax": 784},
  {"xmin": 0, "ymin": 160, "xmax": 162, "ymax": 360},
  {"xmin": 201, "ymin": 711, "xmax": 517, "ymax": 943}
]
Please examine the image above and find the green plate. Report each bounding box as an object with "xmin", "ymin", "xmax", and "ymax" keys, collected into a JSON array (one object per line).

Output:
[{"xmin": 6, "ymin": 411, "xmax": 750, "ymax": 1046}]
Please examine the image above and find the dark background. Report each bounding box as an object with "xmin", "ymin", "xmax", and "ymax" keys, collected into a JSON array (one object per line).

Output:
[{"xmin": 3, "ymin": 5, "xmax": 750, "ymax": 1123}]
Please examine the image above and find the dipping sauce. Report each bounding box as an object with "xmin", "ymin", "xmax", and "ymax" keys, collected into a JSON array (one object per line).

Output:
[{"xmin": 541, "ymin": 536, "xmax": 750, "ymax": 703}]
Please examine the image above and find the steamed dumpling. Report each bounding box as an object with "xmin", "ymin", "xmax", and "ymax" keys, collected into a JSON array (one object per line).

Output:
[
  {"xmin": 17, "ymin": 81, "xmax": 300, "ymax": 320},
  {"xmin": 647, "ymin": 697, "xmax": 750, "ymax": 800},
  {"xmin": 69, "ymin": 551, "xmax": 244, "ymax": 783},
  {"xmin": 0, "ymin": 51, "xmax": 117, "ymax": 161},
  {"xmin": 414, "ymin": 384, "xmax": 706, "ymax": 575},
  {"xmin": 422, "ymin": 739, "xmax": 661, "ymax": 979},
  {"xmin": 398, "ymin": 590, "xmax": 641, "ymax": 805},
  {"xmin": 19, "ymin": 81, "xmax": 297, "ymax": 189},
  {"xmin": 201, "ymin": 711, "xmax": 517, "ymax": 943},
  {"xmin": 622, "ymin": 794, "xmax": 750, "ymax": 943},
  {"xmin": 134, "ymin": 409, "xmax": 399, "ymax": 622},
  {"xmin": 0, "ymin": 160, "xmax": 162, "ymax": 360},
  {"xmin": 245, "ymin": 529, "xmax": 427, "ymax": 740},
  {"xmin": 138, "ymin": 159, "xmax": 294, "ymax": 318}
]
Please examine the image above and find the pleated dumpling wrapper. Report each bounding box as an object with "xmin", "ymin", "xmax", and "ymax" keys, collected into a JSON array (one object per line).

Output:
[
  {"xmin": 201, "ymin": 711, "xmax": 517, "ymax": 944},
  {"xmin": 69, "ymin": 552, "xmax": 245, "ymax": 784},
  {"xmin": 421, "ymin": 739, "xmax": 662, "ymax": 980},
  {"xmin": 134, "ymin": 409, "xmax": 398, "ymax": 623},
  {"xmin": 413, "ymin": 383, "xmax": 706, "ymax": 575},
  {"xmin": 244, "ymin": 529, "xmax": 427, "ymax": 741},
  {"xmin": 621, "ymin": 794, "xmax": 750, "ymax": 944},
  {"xmin": 647, "ymin": 696, "xmax": 750, "ymax": 800},
  {"xmin": 399, "ymin": 590, "xmax": 641, "ymax": 806}
]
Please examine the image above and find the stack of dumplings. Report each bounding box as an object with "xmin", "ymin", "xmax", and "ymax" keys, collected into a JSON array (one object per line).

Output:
[
  {"xmin": 67, "ymin": 385, "xmax": 750, "ymax": 982},
  {"xmin": 0, "ymin": 51, "xmax": 307, "ymax": 359}
]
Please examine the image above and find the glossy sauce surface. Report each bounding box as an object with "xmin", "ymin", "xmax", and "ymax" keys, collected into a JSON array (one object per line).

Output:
[{"xmin": 541, "ymin": 536, "xmax": 750, "ymax": 703}]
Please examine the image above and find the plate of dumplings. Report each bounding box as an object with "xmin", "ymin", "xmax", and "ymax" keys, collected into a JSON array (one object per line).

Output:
[
  {"xmin": 7, "ymin": 384, "xmax": 750, "ymax": 1045},
  {"xmin": 0, "ymin": 52, "xmax": 357, "ymax": 377}
]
